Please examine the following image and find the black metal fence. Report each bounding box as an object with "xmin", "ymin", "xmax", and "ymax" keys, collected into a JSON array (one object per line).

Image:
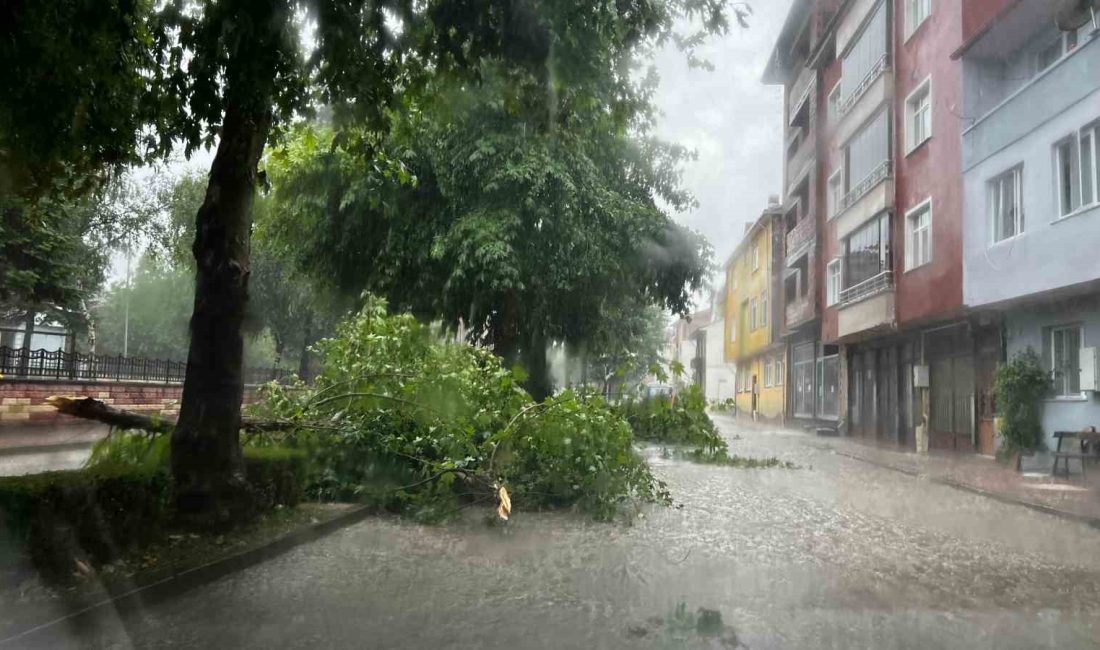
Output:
[{"xmin": 0, "ymin": 346, "xmax": 292, "ymax": 385}]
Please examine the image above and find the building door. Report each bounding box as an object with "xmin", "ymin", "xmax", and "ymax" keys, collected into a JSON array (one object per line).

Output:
[{"xmin": 928, "ymin": 325, "xmax": 976, "ymax": 451}]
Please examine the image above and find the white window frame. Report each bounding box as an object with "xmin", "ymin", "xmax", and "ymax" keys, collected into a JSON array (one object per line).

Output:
[
  {"xmin": 1051, "ymin": 324, "xmax": 1085, "ymax": 398},
  {"xmin": 750, "ymin": 298, "xmax": 757, "ymax": 330},
  {"xmin": 764, "ymin": 357, "xmax": 774, "ymax": 388},
  {"xmin": 988, "ymin": 166, "xmax": 1023, "ymax": 244},
  {"xmin": 827, "ymin": 168, "xmax": 844, "ymax": 219},
  {"xmin": 1054, "ymin": 122, "xmax": 1100, "ymax": 219},
  {"xmin": 776, "ymin": 356, "xmax": 784, "ymax": 387},
  {"xmin": 904, "ymin": 0, "xmax": 931, "ymax": 41},
  {"xmin": 826, "ymin": 258, "xmax": 842, "ymax": 306},
  {"xmin": 760, "ymin": 290, "xmax": 768, "ymax": 327},
  {"xmin": 904, "ymin": 198, "xmax": 933, "ymax": 271},
  {"xmin": 827, "ymin": 82, "xmax": 842, "ymax": 123},
  {"xmin": 751, "ymin": 239, "xmax": 760, "ymax": 271},
  {"xmin": 904, "ymin": 76, "xmax": 932, "ymax": 154}
]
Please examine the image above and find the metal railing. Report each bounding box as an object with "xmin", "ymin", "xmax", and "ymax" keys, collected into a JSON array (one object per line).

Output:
[
  {"xmin": 0, "ymin": 346, "xmax": 292, "ymax": 385},
  {"xmin": 838, "ymin": 53, "xmax": 889, "ymax": 116},
  {"xmin": 838, "ymin": 270, "xmax": 893, "ymax": 306},
  {"xmin": 839, "ymin": 160, "xmax": 891, "ymax": 213}
]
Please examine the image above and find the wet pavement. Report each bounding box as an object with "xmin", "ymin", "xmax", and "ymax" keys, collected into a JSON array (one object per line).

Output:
[{"xmin": 12, "ymin": 419, "xmax": 1100, "ymax": 649}]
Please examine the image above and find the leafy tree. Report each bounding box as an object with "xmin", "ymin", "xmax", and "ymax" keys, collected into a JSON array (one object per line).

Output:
[
  {"xmin": 3, "ymin": 0, "xmax": 746, "ymax": 522},
  {"xmin": 994, "ymin": 348, "xmax": 1052, "ymax": 458}
]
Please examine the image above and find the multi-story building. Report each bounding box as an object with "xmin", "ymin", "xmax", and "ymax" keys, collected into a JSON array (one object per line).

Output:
[
  {"xmin": 724, "ymin": 203, "xmax": 786, "ymax": 421},
  {"xmin": 766, "ymin": 0, "xmax": 998, "ymax": 452},
  {"xmin": 960, "ymin": 2, "xmax": 1100, "ymax": 448}
]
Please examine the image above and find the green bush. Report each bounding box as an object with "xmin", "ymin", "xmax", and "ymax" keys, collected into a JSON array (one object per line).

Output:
[
  {"xmin": 994, "ymin": 348, "xmax": 1051, "ymax": 455},
  {"xmin": 243, "ymin": 446, "xmax": 307, "ymax": 509},
  {"xmin": 252, "ymin": 295, "xmax": 668, "ymax": 520},
  {"xmin": 0, "ymin": 465, "xmax": 171, "ymax": 582},
  {"xmin": 616, "ymin": 384, "xmax": 727, "ymax": 454}
]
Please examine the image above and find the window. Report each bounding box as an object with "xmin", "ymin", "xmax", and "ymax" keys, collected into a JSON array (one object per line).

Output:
[
  {"xmin": 1037, "ymin": 30, "xmax": 1083, "ymax": 74},
  {"xmin": 843, "ymin": 213, "xmax": 890, "ymax": 290},
  {"xmin": 1050, "ymin": 325, "xmax": 1084, "ymax": 397},
  {"xmin": 776, "ymin": 356, "xmax": 784, "ymax": 386},
  {"xmin": 988, "ymin": 166, "xmax": 1022, "ymax": 243},
  {"xmin": 905, "ymin": 199, "xmax": 932, "ymax": 270},
  {"xmin": 817, "ymin": 346, "xmax": 840, "ymax": 419},
  {"xmin": 841, "ymin": 0, "xmax": 889, "ymax": 103},
  {"xmin": 826, "ymin": 259, "xmax": 842, "ymax": 306},
  {"xmin": 764, "ymin": 357, "xmax": 774, "ymax": 387},
  {"xmin": 828, "ymin": 83, "xmax": 842, "ymax": 122},
  {"xmin": 905, "ymin": 0, "xmax": 931, "ymax": 39},
  {"xmin": 1055, "ymin": 122, "xmax": 1100, "ymax": 217},
  {"xmin": 760, "ymin": 291, "xmax": 768, "ymax": 328},
  {"xmin": 905, "ymin": 78, "xmax": 931, "ymax": 153},
  {"xmin": 828, "ymin": 169, "xmax": 844, "ymax": 218},
  {"xmin": 750, "ymin": 298, "xmax": 757, "ymax": 330},
  {"xmin": 844, "ymin": 109, "xmax": 890, "ymax": 197},
  {"xmin": 751, "ymin": 239, "xmax": 760, "ymax": 270}
]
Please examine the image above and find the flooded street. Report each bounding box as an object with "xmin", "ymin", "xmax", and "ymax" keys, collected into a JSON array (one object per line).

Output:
[{"xmin": 28, "ymin": 418, "xmax": 1100, "ymax": 649}]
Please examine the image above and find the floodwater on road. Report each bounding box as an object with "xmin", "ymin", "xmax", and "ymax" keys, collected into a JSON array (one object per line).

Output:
[{"xmin": 14, "ymin": 419, "xmax": 1100, "ymax": 649}]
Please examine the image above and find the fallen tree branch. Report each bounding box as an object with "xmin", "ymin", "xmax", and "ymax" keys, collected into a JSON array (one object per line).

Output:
[{"xmin": 44, "ymin": 396, "xmax": 296, "ymax": 434}]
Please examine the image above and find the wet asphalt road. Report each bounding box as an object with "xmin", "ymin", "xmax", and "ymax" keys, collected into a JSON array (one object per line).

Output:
[{"xmin": 15, "ymin": 418, "xmax": 1100, "ymax": 649}]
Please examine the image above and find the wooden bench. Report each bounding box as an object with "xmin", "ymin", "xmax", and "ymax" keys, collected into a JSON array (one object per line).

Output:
[{"xmin": 1052, "ymin": 429, "xmax": 1100, "ymax": 478}]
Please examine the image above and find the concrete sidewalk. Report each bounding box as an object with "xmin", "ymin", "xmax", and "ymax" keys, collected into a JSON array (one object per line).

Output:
[
  {"xmin": 0, "ymin": 423, "xmax": 109, "ymax": 454},
  {"xmin": 814, "ymin": 432, "xmax": 1100, "ymax": 527}
]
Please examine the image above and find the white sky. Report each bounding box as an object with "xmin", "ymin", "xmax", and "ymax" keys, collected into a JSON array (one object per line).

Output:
[{"xmin": 649, "ymin": 1, "xmax": 790, "ymax": 274}]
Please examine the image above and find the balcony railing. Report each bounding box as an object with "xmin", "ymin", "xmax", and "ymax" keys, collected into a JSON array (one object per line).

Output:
[
  {"xmin": 839, "ymin": 160, "xmax": 891, "ymax": 213},
  {"xmin": 789, "ymin": 66, "xmax": 816, "ymax": 122},
  {"xmin": 785, "ymin": 212, "xmax": 816, "ymax": 260},
  {"xmin": 839, "ymin": 270, "xmax": 893, "ymax": 306},
  {"xmin": 838, "ymin": 53, "xmax": 889, "ymax": 116}
]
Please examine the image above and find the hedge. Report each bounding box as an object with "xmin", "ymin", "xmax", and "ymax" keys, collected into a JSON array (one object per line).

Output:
[{"xmin": 0, "ymin": 446, "xmax": 306, "ymax": 583}]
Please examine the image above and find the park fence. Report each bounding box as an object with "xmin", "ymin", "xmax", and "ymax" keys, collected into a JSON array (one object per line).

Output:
[{"xmin": 0, "ymin": 346, "xmax": 293, "ymax": 385}]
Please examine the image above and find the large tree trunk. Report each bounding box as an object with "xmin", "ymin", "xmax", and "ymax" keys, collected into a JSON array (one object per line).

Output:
[
  {"xmin": 170, "ymin": 0, "xmax": 290, "ymax": 527},
  {"xmin": 522, "ymin": 331, "xmax": 552, "ymax": 402}
]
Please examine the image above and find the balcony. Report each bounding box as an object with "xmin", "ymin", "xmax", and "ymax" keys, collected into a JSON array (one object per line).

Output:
[
  {"xmin": 786, "ymin": 132, "xmax": 816, "ymax": 194},
  {"xmin": 835, "ymin": 62, "xmax": 892, "ymax": 147},
  {"xmin": 785, "ymin": 296, "xmax": 816, "ymax": 330},
  {"xmin": 788, "ymin": 66, "xmax": 816, "ymax": 126},
  {"xmin": 785, "ymin": 212, "xmax": 816, "ymax": 265},
  {"xmin": 835, "ymin": 161, "xmax": 893, "ymax": 241},
  {"xmin": 837, "ymin": 271, "xmax": 895, "ymax": 339}
]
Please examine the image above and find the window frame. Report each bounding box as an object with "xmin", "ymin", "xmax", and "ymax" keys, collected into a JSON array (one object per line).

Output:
[
  {"xmin": 764, "ymin": 357, "xmax": 774, "ymax": 388},
  {"xmin": 904, "ymin": 0, "xmax": 931, "ymax": 41},
  {"xmin": 827, "ymin": 168, "xmax": 844, "ymax": 219},
  {"xmin": 776, "ymin": 356, "xmax": 784, "ymax": 387},
  {"xmin": 826, "ymin": 258, "xmax": 842, "ymax": 306},
  {"xmin": 1054, "ymin": 122, "xmax": 1100, "ymax": 219},
  {"xmin": 904, "ymin": 198, "xmax": 933, "ymax": 271},
  {"xmin": 827, "ymin": 82, "xmax": 842, "ymax": 123},
  {"xmin": 749, "ymin": 298, "xmax": 757, "ymax": 330},
  {"xmin": 904, "ymin": 76, "xmax": 932, "ymax": 154},
  {"xmin": 760, "ymin": 290, "xmax": 768, "ymax": 328},
  {"xmin": 1050, "ymin": 324, "xmax": 1085, "ymax": 398},
  {"xmin": 751, "ymin": 239, "xmax": 760, "ymax": 271},
  {"xmin": 988, "ymin": 165, "xmax": 1023, "ymax": 244}
]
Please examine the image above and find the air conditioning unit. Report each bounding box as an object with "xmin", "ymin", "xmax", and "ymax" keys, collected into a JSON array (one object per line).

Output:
[{"xmin": 1082, "ymin": 347, "xmax": 1098, "ymax": 392}]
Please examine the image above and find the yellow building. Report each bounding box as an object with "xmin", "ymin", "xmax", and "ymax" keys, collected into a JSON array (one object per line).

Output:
[{"xmin": 723, "ymin": 204, "xmax": 786, "ymax": 421}]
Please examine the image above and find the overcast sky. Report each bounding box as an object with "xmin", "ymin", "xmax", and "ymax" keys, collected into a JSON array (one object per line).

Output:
[{"xmin": 649, "ymin": 0, "xmax": 790, "ymax": 276}]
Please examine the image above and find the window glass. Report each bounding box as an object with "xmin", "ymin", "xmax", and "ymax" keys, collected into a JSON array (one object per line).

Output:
[
  {"xmin": 842, "ymin": 1, "xmax": 888, "ymax": 101},
  {"xmin": 905, "ymin": 202, "xmax": 931, "ymax": 270},
  {"xmin": 845, "ymin": 110, "xmax": 890, "ymax": 193},
  {"xmin": 1051, "ymin": 326, "xmax": 1083, "ymax": 396},
  {"xmin": 906, "ymin": 82, "xmax": 931, "ymax": 151},
  {"xmin": 905, "ymin": 0, "xmax": 931, "ymax": 37},
  {"xmin": 828, "ymin": 170, "xmax": 844, "ymax": 217},
  {"xmin": 989, "ymin": 167, "xmax": 1022, "ymax": 242},
  {"xmin": 844, "ymin": 213, "xmax": 890, "ymax": 288},
  {"xmin": 1057, "ymin": 137, "xmax": 1081, "ymax": 216},
  {"xmin": 826, "ymin": 259, "xmax": 842, "ymax": 305}
]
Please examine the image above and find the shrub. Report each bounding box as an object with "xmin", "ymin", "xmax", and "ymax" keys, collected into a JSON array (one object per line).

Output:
[
  {"xmin": 253, "ymin": 295, "xmax": 668, "ymax": 520},
  {"xmin": 0, "ymin": 465, "xmax": 171, "ymax": 582},
  {"xmin": 616, "ymin": 384, "xmax": 727, "ymax": 454},
  {"xmin": 243, "ymin": 447, "xmax": 308, "ymax": 510},
  {"xmin": 994, "ymin": 348, "xmax": 1051, "ymax": 455}
]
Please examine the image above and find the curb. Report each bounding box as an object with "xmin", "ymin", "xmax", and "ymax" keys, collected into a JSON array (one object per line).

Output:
[
  {"xmin": 0, "ymin": 503, "xmax": 375, "ymax": 647},
  {"xmin": 832, "ymin": 449, "xmax": 1100, "ymax": 531}
]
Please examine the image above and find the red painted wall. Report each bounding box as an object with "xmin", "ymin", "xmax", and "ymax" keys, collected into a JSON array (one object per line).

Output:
[
  {"xmin": 819, "ymin": 48, "xmax": 844, "ymax": 345},
  {"xmin": 892, "ymin": 0, "xmax": 964, "ymax": 325},
  {"xmin": 961, "ymin": 0, "xmax": 1017, "ymax": 45}
]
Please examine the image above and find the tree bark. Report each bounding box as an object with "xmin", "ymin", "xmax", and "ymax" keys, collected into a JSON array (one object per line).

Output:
[
  {"xmin": 46, "ymin": 396, "xmax": 293, "ymax": 435},
  {"xmin": 172, "ymin": 87, "xmax": 275, "ymax": 524},
  {"xmin": 522, "ymin": 331, "xmax": 552, "ymax": 402}
]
